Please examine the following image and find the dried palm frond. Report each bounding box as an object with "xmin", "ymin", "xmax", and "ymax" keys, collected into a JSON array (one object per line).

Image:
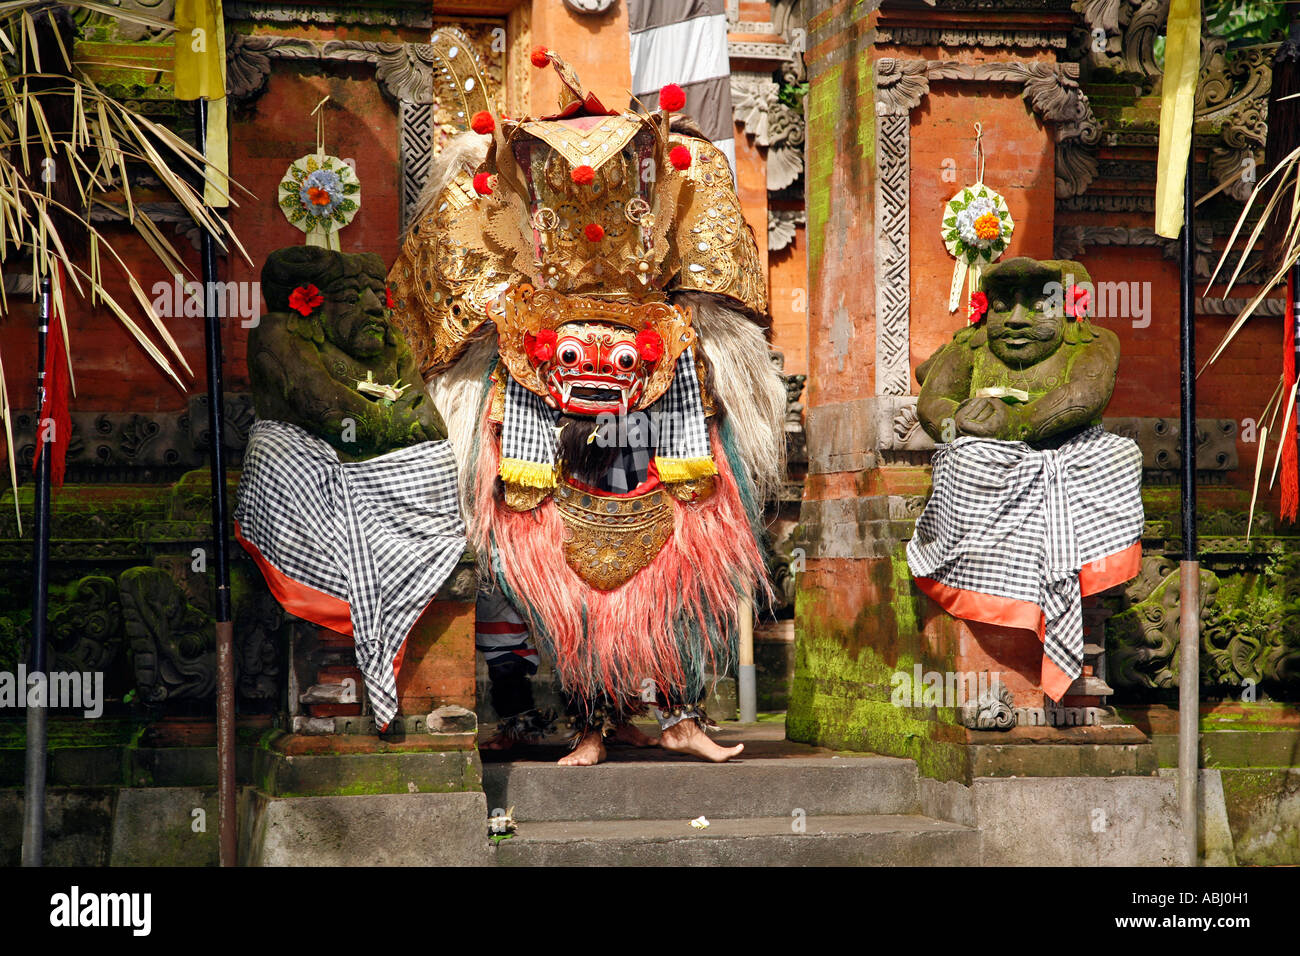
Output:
[{"xmin": 0, "ymin": 1, "xmax": 252, "ymax": 518}]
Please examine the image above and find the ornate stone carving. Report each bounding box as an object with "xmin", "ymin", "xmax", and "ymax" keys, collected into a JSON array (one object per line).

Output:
[
  {"xmin": 877, "ymin": 26, "xmax": 1068, "ymax": 48},
  {"xmin": 120, "ymin": 566, "xmax": 216, "ymax": 703},
  {"xmin": 224, "ymin": 1, "xmax": 433, "ymax": 27},
  {"xmin": 1105, "ymin": 417, "xmax": 1238, "ymax": 472},
  {"xmin": 875, "ymin": 113, "xmax": 913, "ymax": 397},
  {"xmin": 1107, "ymin": 558, "xmax": 1219, "ymax": 690},
  {"xmin": 49, "ymin": 576, "xmax": 123, "ymax": 676},
  {"xmin": 874, "ymin": 58, "xmax": 929, "ymax": 116},
  {"xmin": 958, "ymin": 680, "xmax": 1016, "ymax": 730},
  {"xmin": 1072, "ymin": 0, "xmax": 1168, "ymax": 78},
  {"xmin": 1196, "ymin": 34, "xmax": 1272, "ymax": 203},
  {"xmin": 769, "ymin": 208, "xmax": 805, "ymax": 252},
  {"xmin": 13, "ymin": 397, "xmax": 252, "ymax": 481},
  {"xmin": 72, "ymin": 0, "xmax": 174, "ymax": 42},
  {"xmin": 562, "ymin": 0, "xmax": 617, "ymax": 13}
]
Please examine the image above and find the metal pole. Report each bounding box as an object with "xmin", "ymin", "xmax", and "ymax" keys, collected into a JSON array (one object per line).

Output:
[
  {"xmin": 21, "ymin": 277, "xmax": 53, "ymax": 867},
  {"xmin": 195, "ymin": 97, "xmax": 237, "ymax": 867},
  {"xmin": 1178, "ymin": 150, "xmax": 1200, "ymax": 868},
  {"xmin": 737, "ymin": 595, "xmax": 756, "ymax": 723}
]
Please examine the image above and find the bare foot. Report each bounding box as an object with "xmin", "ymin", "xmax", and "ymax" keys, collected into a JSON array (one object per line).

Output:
[
  {"xmin": 660, "ymin": 720, "xmax": 743, "ymax": 762},
  {"xmin": 608, "ymin": 722, "xmax": 659, "ymax": 747},
  {"xmin": 557, "ymin": 730, "xmax": 606, "ymax": 766}
]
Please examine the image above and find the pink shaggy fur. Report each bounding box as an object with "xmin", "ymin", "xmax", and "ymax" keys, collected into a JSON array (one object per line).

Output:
[{"xmin": 470, "ymin": 407, "xmax": 769, "ymax": 703}]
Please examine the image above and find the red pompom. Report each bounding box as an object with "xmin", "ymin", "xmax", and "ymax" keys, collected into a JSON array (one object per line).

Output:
[
  {"xmin": 472, "ymin": 172, "xmax": 493, "ymax": 195},
  {"xmin": 668, "ymin": 145, "xmax": 692, "ymax": 171},
  {"xmin": 583, "ymin": 223, "xmax": 605, "ymax": 242},
  {"xmin": 659, "ymin": 83, "xmax": 686, "ymax": 112},
  {"xmin": 470, "ymin": 110, "xmax": 495, "ymax": 135},
  {"xmin": 571, "ymin": 164, "xmax": 595, "ymax": 185},
  {"xmin": 530, "ymin": 46, "xmax": 550, "ymax": 68},
  {"xmin": 635, "ymin": 328, "xmax": 664, "ymax": 362},
  {"xmin": 531, "ymin": 328, "xmax": 558, "ymax": 362}
]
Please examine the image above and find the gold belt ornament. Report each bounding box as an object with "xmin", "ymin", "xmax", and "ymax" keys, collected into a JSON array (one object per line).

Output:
[{"xmin": 554, "ymin": 483, "xmax": 673, "ymax": 590}]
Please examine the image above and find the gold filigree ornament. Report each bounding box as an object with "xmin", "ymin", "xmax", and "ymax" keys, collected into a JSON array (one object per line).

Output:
[
  {"xmin": 554, "ymin": 483, "xmax": 674, "ymax": 590},
  {"xmin": 385, "ymin": 51, "xmax": 767, "ymax": 376},
  {"xmin": 495, "ymin": 286, "xmax": 694, "ymax": 408}
]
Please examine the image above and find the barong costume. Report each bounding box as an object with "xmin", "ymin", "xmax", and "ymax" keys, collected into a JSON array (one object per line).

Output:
[{"xmin": 386, "ymin": 42, "xmax": 785, "ymax": 733}]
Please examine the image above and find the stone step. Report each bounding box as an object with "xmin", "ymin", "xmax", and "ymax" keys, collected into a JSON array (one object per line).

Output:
[
  {"xmin": 483, "ymin": 754, "xmax": 920, "ymax": 821},
  {"xmin": 492, "ymin": 814, "xmax": 978, "ymax": 866}
]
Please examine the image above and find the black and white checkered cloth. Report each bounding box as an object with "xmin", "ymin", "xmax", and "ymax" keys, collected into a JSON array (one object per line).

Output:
[
  {"xmin": 500, "ymin": 349, "xmax": 711, "ymax": 480},
  {"xmin": 906, "ymin": 425, "xmax": 1143, "ymax": 696},
  {"xmin": 502, "ymin": 375, "xmax": 560, "ymax": 470},
  {"xmin": 234, "ymin": 420, "xmax": 466, "ymax": 730},
  {"xmin": 656, "ymin": 349, "xmax": 712, "ymax": 462}
]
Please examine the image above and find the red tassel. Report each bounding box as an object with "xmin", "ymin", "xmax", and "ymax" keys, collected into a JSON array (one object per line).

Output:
[
  {"xmin": 33, "ymin": 269, "xmax": 70, "ymax": 492},
  {"xmin": 1283, "ymin": 270, "xmax": 1298, "ymax": 523}
]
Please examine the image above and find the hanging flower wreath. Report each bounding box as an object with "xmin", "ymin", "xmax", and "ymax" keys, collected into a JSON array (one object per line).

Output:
[
  {"xmin": 279, "ymin": 154, "xmax": 361, "ymax": 237},
  {"xmin": 941, "ymin": 182, "xmax": 1013, "ymax": 314},
  {"xmin": 942, "ymin": 183, "xmax": 1013, "ymax": 266}
]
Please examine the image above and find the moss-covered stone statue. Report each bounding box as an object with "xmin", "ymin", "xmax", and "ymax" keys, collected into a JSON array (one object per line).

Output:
[
  {"xmin": 251, "ymin": 246, "xmax": 446, "ymax": 459},
  {"xmin": 916, "ymin": 257, "xmax": 1119, "ymax": 447}
]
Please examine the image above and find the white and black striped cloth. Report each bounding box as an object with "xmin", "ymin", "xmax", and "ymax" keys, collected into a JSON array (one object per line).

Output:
[
  {"xmin": 234, "ymin": 420, "xmax": 466, "ymax": 730},
  {"xmin": 627, "ymin": 0, "xmax": 735, "ymax": 174},
  {"xmin": 906, "ymin": 425, "xmax": 1143, "ymax": 695}
]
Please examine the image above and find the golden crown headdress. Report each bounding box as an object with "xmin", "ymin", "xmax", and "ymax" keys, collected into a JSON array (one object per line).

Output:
[{"xmin": 387, "ymin": 34, "xmax": 766, "ymax": 376}]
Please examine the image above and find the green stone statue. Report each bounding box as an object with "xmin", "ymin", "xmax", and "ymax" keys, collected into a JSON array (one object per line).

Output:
[
  {"xmin": 916, "ymin": 257, "xmax": 1120, "ymax": 447},
  {"xmin": 250, "ymin": 246, "xmax": 446, "ymax": 460}
]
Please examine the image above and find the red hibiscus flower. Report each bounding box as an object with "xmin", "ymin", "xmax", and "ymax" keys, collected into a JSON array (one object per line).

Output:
[
  {"xmin": 289, "ymin": 284, "xmax": 323, "ymax": 317},
  {"xmin": 530, "ymin": 328, "xmax": 557, "ymax": 362},
  {"xmin": 385, "ymin": 286, "xmax": 395, "ymax": 309},
  {"xmin": 635, "ymin": 328, "xmax": 664, "ymax": 362},
  {"xmin": 1064, "ymin": 284, "xmax": 1090, "ymax": 319},
  {"xmin": 968, "ymin": 291, "xmax": 988, "ymax": 324}
]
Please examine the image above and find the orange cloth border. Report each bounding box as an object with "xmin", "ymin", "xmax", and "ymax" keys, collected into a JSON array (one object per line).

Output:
[
  {"xmin": 235, "ymin": 520, "xmax": 434, "ymax": 730},
  {"xmin": 235, "ymin": 520, "xmax": 354, "ymax": 635},
  {"xmin": 915, "ymin": 540, "xmax": 1142, "ymax": 702}
]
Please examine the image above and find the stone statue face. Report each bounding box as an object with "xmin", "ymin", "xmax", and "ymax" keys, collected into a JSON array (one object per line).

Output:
[
  {"xmin": 983, "ymin": 274, "xmax": 1066, "ymax": 370},
  {"xmin": 321, "ymin": 268, "xmax": 388, "ymax": 359}
]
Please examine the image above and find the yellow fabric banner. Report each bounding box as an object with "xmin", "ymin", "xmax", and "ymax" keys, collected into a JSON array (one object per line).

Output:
[
  {"xmin": 1154, "ymin": 0, "xmax": 1201, "ymax": 238},
  {"xmin": 173, "ymin": 0, "xmax": 228, "ymax": 207},
  {"xmin": 173, "ymin": 0, "xmax": 225, "ymax": 101}
]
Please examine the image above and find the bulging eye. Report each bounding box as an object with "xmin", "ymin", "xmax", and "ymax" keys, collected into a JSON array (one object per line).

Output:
[
  {"xmin": 610, "ymin": 343, "xmax": 639, "ymax": 371},
  {"xmin": 556, "ymin": 338, "xmax": 584, "ymax": 368},
  {"xmin": 993, "ymin": 300, "xmax": 1008, "ymax": 312}
]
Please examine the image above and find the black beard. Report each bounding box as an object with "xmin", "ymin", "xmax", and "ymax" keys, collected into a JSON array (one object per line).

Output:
[{"xmin": 555, "ymin": 414, "xmax": 620, "ymax": 483}]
